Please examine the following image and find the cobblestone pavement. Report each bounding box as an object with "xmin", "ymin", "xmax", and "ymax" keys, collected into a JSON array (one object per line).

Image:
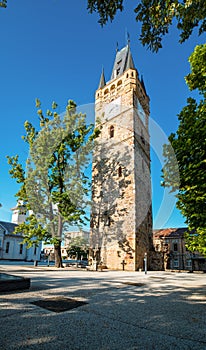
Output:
[{"xmin": 0, "ymin": 263, "xmax": 206, "ymax": 350}]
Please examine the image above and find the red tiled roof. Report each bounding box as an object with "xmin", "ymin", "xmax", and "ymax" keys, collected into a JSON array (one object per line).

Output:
[{"xmin": 153, "ymin": 227, "xmax": 188, "ymax": 239}]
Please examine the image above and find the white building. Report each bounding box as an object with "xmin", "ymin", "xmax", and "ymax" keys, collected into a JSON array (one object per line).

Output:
[
  {"xmin": 0, "ymin": 221, "xmax": 41, "ymax": 261},
  {"xmin": 0, "ymin": 201, "xmax": 42, "ymax": 261}
]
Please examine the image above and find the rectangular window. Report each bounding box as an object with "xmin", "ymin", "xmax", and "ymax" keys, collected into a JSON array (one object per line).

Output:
[
  {"xmin": 19, "ymin": 244, "xmax": 23, "ymax": 254},
  {"xmin": 6, "ymin": 242, "xmax": 10, "ymax": 254},
  {"xmin": 186, "ymin": 260, "xmax": 192, "ymax": 267},
  {"xmin": 173, "ymin": 259, "xmax": 179, "ymax": 268},
  {"xmin": 173, "ymin": 243, "xmax": 178, "ymax": 251},
  {"xmin": 34, "ymin": 246, "xmax": 37, "ymax": 255}
]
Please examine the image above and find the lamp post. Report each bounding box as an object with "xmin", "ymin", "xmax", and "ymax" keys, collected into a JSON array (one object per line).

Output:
[
  {"xmin": 93, "ymin": 244, "xmax": 99, "ymax": 271},
  {"xmin": 144, "ymin": 252, "xmax": 147, "ymax": 274}
]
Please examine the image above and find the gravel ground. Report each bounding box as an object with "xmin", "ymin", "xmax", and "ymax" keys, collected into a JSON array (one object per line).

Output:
[{"xmin": 0, "ymin": 264, "xmax": 206, "ymax": 350}]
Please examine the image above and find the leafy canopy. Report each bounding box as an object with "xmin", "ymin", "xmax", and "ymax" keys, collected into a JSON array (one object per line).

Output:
[
  {"xmin": 88, "ymin": 0, "xmax": 206, "ymax": 52},
  {"xmin": 0, "ymin": 0, "xmax": 7, "ymax": 8}
]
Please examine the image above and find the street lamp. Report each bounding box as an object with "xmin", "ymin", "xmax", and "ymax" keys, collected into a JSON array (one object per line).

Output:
[
  {"xmin": 93, "ymin": 244, "xmax": 99, "ymax": 271},
  {"xmin": 144, "ymin": 252, "xmax": 147, "ymax": 274}
]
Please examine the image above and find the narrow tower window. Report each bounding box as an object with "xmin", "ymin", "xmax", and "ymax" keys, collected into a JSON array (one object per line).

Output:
[
  {"xmin": 19, "ymin": 244, "xmax": 23, "ymax": 254},
  {"xmin": 118, "ymin": 166, "xmax": 122, "ymax": 177},
  {"xmin": 6, "ymin": 242, "xmax": 10, "ymax": 253},
  {"xmin": 109, "ymin": 125, "xmax": 114, "ymax": 138}
]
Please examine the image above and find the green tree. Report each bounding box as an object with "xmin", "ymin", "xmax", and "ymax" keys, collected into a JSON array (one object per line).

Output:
[
  {"xmin": 162, "ymin": 44, "xmax": 206, "ymax": 255},
  {"xmin": 88, "ymin": 0, "xmax": 206, "ymax": 52},
  {"xmin": 0, "ymin": 0, "xmax": 7, "ymax": 9},
  {"xmin": 7, "ymin": 99, "xmax": 99, "ymax": 267},
  {"xmin": 66, "ymin": 236, "xmax": 89, "ymax": 259}
]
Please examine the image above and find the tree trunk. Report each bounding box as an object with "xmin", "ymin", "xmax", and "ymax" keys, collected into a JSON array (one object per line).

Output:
[{"xmin": 54, "ymin": 240, "xmax": 63, "ymax": 268}]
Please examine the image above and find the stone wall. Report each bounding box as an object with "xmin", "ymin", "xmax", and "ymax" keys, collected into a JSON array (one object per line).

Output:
[{"xmin": 90, "ymin": 67, "xmax": 153, "ymax": 271}]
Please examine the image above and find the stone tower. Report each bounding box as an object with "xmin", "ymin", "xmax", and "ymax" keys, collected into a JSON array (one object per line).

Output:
[{"xmin": 90, "ymin": 43, "xmax": 153, "ymax": 271}]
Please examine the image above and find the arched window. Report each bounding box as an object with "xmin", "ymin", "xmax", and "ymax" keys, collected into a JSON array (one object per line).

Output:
[
  {"xmin": 117, "ymin": 80, "xmax": 122, "ymax": 86},
  {"xmin": 110, "ymin": 84, "xmax": 115, "ymax": 91},
  {"xmin": 109, "ymin": 125, "xmax": 114, "ymax": 138},
  {"xmin": 104, "ymin": 88, "xmax": 109, "ymax": 95}
]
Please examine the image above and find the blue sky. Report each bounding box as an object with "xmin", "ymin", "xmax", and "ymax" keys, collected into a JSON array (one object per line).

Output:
[{"xmin": 0, "ymin": 1, "xmax": 204, "ymax": 228}]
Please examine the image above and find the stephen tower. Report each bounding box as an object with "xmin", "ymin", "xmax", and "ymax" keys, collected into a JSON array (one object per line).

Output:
[{"xmin": 90, "ymin": 42, "xmax": 153, "ymax": 271}]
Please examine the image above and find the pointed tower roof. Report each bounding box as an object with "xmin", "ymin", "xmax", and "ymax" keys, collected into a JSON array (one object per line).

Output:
[
  {"xmin": 98, "ymin": 68, "xmax": 106, "ymax": 89},
  {"xmin": 111, "ymin": 43, "xmax": 135, "ymax": 80}
]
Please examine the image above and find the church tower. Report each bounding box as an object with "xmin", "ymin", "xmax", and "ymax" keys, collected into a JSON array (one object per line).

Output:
[
  {"xmin": 90, "ymin": 42, "xmax": 153, "ymax": 271},
  {"xmin": 11, "ymin": 200, "xmax": 27, "ymax": 225}
]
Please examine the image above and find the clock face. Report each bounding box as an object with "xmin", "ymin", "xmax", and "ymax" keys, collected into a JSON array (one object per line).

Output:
[
  {"xmin": 104, "ymin": 97, "xmax": 121, "ymax": 120},
  {"xmin": 137, "ymin": 100, "xmax": 146, "ymax": 125}
]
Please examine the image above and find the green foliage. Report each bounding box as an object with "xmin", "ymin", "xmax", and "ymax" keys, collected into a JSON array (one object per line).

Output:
[
  {"xmin": 88, "ymin": 1, "xmax": 206, "ymax": 52},
  {"xmin": 66, "ymin": 236, "xmax": 89, "ymax": 259},
  {"xmin": 135, "ymin": 0, "xmax": 206, "ymax": 52},
  {"xmin": 185, "ymin": 228, "xmax": 206, "ymax": 256},
  {"xmin": 162, "ymin": 44, "xmax": 206, "ymax": 255},
  {"xmin": 87, "ymin": 0, "xmax": 123, "ymax": 25},
  {"xmin": 15, "ymin": 215, "xmax": 49, "ymax": 248},
  {"xmin": 185, "ymin": 44, "xmax": 206, "ymax": 96},
  {"xmin": 7, "ymin": 99, "xmax": 100, "ymax": 265},
  {"xmin": 7, "ymin": 155, "xmax": 27, "ymax": 201},
  {"xmin": 0, "ymin": 0, "xmax": 7, "ymax": 8}
]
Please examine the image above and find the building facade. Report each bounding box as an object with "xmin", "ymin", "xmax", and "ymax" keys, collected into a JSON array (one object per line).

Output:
[
  {"xmin": 0, "ymin": 221, "xmax": 41, "ymax": 261},
  {"xmin": 64, "ymin": 230, "xmax": 90, "ymax": 247},
  {"xmin": 153, "ymin": 228, "xmax": 206, "ymax": 271},
  {"xmin": 90, "ymin": 43, "xmax": 153, "ymax": 271},
  {"xmin": 0, "ymin": 202, "xmax": 41, "ymax": 261}
]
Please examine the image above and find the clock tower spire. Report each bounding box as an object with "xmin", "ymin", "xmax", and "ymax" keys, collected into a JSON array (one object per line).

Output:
[{"xmin": 90, "ymin": 42, "xmax": 153, "ymax": 271}]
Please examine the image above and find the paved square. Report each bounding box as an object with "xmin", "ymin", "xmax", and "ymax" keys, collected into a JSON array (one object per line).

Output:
[{"xmin": 0, "ymin": 263, "xmax": 206, "ymax": 349}]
